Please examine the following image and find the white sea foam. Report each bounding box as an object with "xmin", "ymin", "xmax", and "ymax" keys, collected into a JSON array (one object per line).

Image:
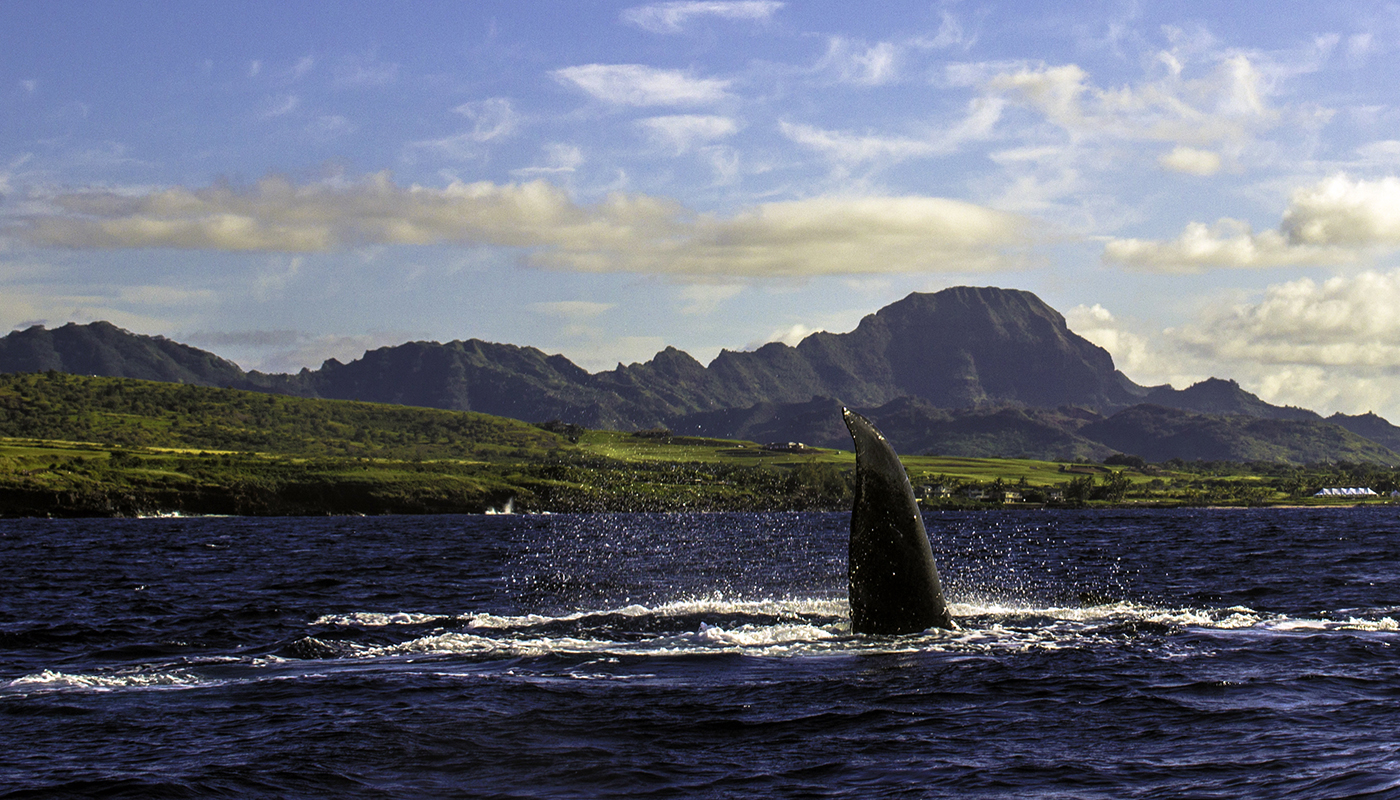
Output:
[
  {"xmin": 300, "ymin": 595, "xmax": 1400, "ymax": 668},
  {"xmin": 458, "ymin": 597, "xmax": 846, "ymax": 631},
  {"xmin": 312, "ymin": 612, "xmax": 447, "ymax": 627},
  {"xmin": 1256, "ymin": 615, "xmax": 1400, "ymax": 633},
  {"xmin": 7, "ymin": 668, "xmax": 207, "ymax": 693}
]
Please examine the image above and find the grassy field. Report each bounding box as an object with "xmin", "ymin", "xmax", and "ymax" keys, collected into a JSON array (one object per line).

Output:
[{"xmin": 1, "ymin": 372, "xmax": 1396, "ymax": 516}]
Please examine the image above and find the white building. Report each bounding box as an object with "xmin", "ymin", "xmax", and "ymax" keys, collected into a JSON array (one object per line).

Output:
[{"xmin": 1313, "ymin": 487, "xmax": 1378, "ymax": 497}]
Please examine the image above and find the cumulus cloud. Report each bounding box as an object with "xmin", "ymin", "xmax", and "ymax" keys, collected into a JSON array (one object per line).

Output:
[
  {"xmin": 552, "ymin": 64, "xmax": 730, "ymax": 106},
  {"xmin": 1103, "ymin": 219, "xmax": 1352, "ymax": 272},
  {"xmin": 621, "ymin": 1, "xmax": 782, "ymax": 33},
  {"xmin": 1158, "ymin": 145, "xmax": 1221, "ymax": 175},
  {"xmin": 1280, "ymin": 174, "xmax": 1400, "ymax": 246},
  {"xmin": 1064, "ymin": 303, "xmax": 1158, "ymax": 377},
  {"xmin": 1143, "ymin": 269, "xmax": 1400, "ymax": 417},
  {"xmin": 1104, "ymin": 174, "xmax": 1400, "ymax": 271},
  {"xmin": 14, "ymin": 173, "xmax": 1040, "ymax": 277},
  {"xmin": 758, "ymin": 323, "xmax": 821, "ymax": 348},
  {"xmin": 1175, "ymin": 271, "xmax": 1400, "ymax": 368},
  {"xmin": 638, "ymin": 115, "xmax": 738, "ymax": 152},
  {"xmin": 1058, "ymin": 280, "xmax": 1400, "ymax": 419}
]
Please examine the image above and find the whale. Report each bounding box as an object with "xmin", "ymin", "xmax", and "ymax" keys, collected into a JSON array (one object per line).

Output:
[{"xmin": 843, "ymin": 407, "xmax": 955, "ymax": 634}]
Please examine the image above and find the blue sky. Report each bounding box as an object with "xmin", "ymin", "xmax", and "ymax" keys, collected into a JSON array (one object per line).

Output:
[{"xmin": 6, "ymin": 1, "xmax": 1400, "ymax": 418}]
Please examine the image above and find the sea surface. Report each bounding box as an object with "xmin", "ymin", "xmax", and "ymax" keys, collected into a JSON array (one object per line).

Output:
[{"xmin": 3, "ymin": 508, "xmax": 1400, "ymax": 798}]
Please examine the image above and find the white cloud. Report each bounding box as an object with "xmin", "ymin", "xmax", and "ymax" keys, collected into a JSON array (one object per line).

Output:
[
  {"xmin": 1064, "ymin": 303, "xmax": 1160, "ymax": 381},
  {"xmin": 16, "ymin": 174, "xmax": 1041, "ymax": 277},
  {"xmin": 552, "ymin": 64, "xmax": 730, "ymax": 106},
  {"xmin": 290, "ymin": 56, "xmax": 315, "ymax": 80},
  {"xmin": 921, "ymin": 10, "xmax": 975, "ymax": 51},
  {"xmin": 1356, "ymin": 140, "xmax": 1400, "ymax": 165},
  {"xmin": 1103, "ymin": 219, "xmax": 1350, "ymax": 271},
  {"xmin": 335, "ymin": 52, "xmax": 398, "ymax": 87},
  {"xmin": 263, "ymin": 95, "xmax": 300, "ymax": 118},
  {"xmin": 1139, "ymin": 270, "xmax": 1400, "ymax": 417},
  {"xmin": 410, "ymin": 99, "xmax": 520, "ymax": 161},
  {"xmin": 780, "ymin": 97, "xmax": 1002, "ymax": 165},
  {"xmin": 306, "ymin": 115, "xmax": 354, "ymax": 140},
  {"xmin": 638, "ymin": 115, "xmax": 738, "ymax": 152},
  {"xmin": 758, "ymin": 323, "xmax": 820, "ymax": 348},
  {"xmin": 677, "ymin": 283, "xmax": 742, "ymax": 315},
  {"xmin": 1281, "ymin": 174, "xmax": 1400, "ymax": 246},
  {"xmin": 818, "ymin": 37, "xmax": 900, "ymax": 86},
  {"xmin": 1175, "ymin": 271, "xmax": 1400, "ymax": 368},
  {"xmin": 621, "ymin": 1, "xmax": 782, "ymax": 33},
  {"xmin": 1347, "ymin": 32, "xmax": 1375, "ymax": 63},
  {"xmin": 454, "ymin": 98, "xmax": 519, "ymax": 142},
  {"xmin": 1104, "ymin": 174, "xmax": 1400, "ymax": 271},
  {"xmin": 510, "ymin": 143, "xmax": 584, "ymax": 177},
  {"xmin": 253, "ymin": 255, "xmax": 303, "ymax": 300},
  {"xmin": 978, "ymin": 53, "xmax": 1277, "ymax": 147},
  {"xmin": 1158, "ymin": 145, "xmax": 1222, "ymax": 175},
  {"xmin": 780, "ymin": 122, "xmax": 938, "ymax": 163},
  {"xmin": 1056, "ymin": 277, "xmax": 1400, "ymax": 420}
]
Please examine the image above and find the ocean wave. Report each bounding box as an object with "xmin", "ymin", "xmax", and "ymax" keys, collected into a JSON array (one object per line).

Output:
[
  {"xmin": 6, "ymin": 668, "xmax": 209, "ymax": 694},
  {"xmin": 298, "ymin": 596, "xmax": 1400, "ymax": 667}
]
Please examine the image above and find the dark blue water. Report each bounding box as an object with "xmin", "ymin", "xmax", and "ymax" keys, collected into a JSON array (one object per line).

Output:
[{"xmin": 3, "ymin": 509, "xmax": 1400, "ymax": 798}]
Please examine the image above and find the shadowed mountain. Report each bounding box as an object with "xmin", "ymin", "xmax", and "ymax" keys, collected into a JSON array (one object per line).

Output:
[
  {"xmin": 4, "ymin": 287, "xmax": 1398, "ymax": 464},
  {"xmin": 2, "ymin": 287, "xmax": 1147, "ymax": 427},
  {"xmin": 1326, "ymin": 411, "xmax": 1400, "ymax": 453},
  {"xmin": 1080, "ymin": 405, "xmax": 1398, "ymax": 464},
  {"xmin": 0, "ymin": 321, "xmax": 249, "ymax": 387},
  {"xmin": 673, "ymin": 396, "xmax": 1112, "ymax": 462},
  {"xmin": 1144, "ymin": 378, "xmax": 1321, "ymax": 420}
]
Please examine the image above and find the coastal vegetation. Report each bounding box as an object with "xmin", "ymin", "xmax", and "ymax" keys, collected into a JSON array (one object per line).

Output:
[{"xmin": 1, "ymin": 373, "xmax": 1396, "ymax": 517}]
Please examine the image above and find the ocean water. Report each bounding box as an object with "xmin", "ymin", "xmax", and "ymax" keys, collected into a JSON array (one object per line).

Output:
[{"xmin": 2, "ymin": 508, "xmax": 1399, "ymax": 799}]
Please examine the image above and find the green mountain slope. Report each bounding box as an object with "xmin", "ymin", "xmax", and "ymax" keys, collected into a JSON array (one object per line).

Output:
[{"xmin": 0, "ymin": 372, "xmax": 563, "ymax": 461}]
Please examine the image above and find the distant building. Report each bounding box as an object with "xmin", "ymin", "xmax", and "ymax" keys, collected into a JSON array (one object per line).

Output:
[
  {"xmin": 762, "ymin": 442, "xmax": 812, "ymax": 453},
  {"xmin": 1313, "ymin": 487, "xmax": 1378, "ymax": 497}
]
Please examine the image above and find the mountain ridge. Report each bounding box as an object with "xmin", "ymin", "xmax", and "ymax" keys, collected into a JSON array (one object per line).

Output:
[{"xmin": 5, "ymin": 286, "xmax": 1397, "ymax": 464}]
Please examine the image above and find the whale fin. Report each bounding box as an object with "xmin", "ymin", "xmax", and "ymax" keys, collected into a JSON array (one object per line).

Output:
[{"xmin": 843, "ymin": 407, "xmax": 955, "ymax": 634}]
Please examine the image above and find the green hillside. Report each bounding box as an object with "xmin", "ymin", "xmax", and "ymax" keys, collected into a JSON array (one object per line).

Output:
[
  {"xmin": 0, "ymin": 371, "xmax": 561, "ymax": 461},
  {"xmin": 0, "ymin": 372, "xmax": 1395, "ymax": 517}
]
